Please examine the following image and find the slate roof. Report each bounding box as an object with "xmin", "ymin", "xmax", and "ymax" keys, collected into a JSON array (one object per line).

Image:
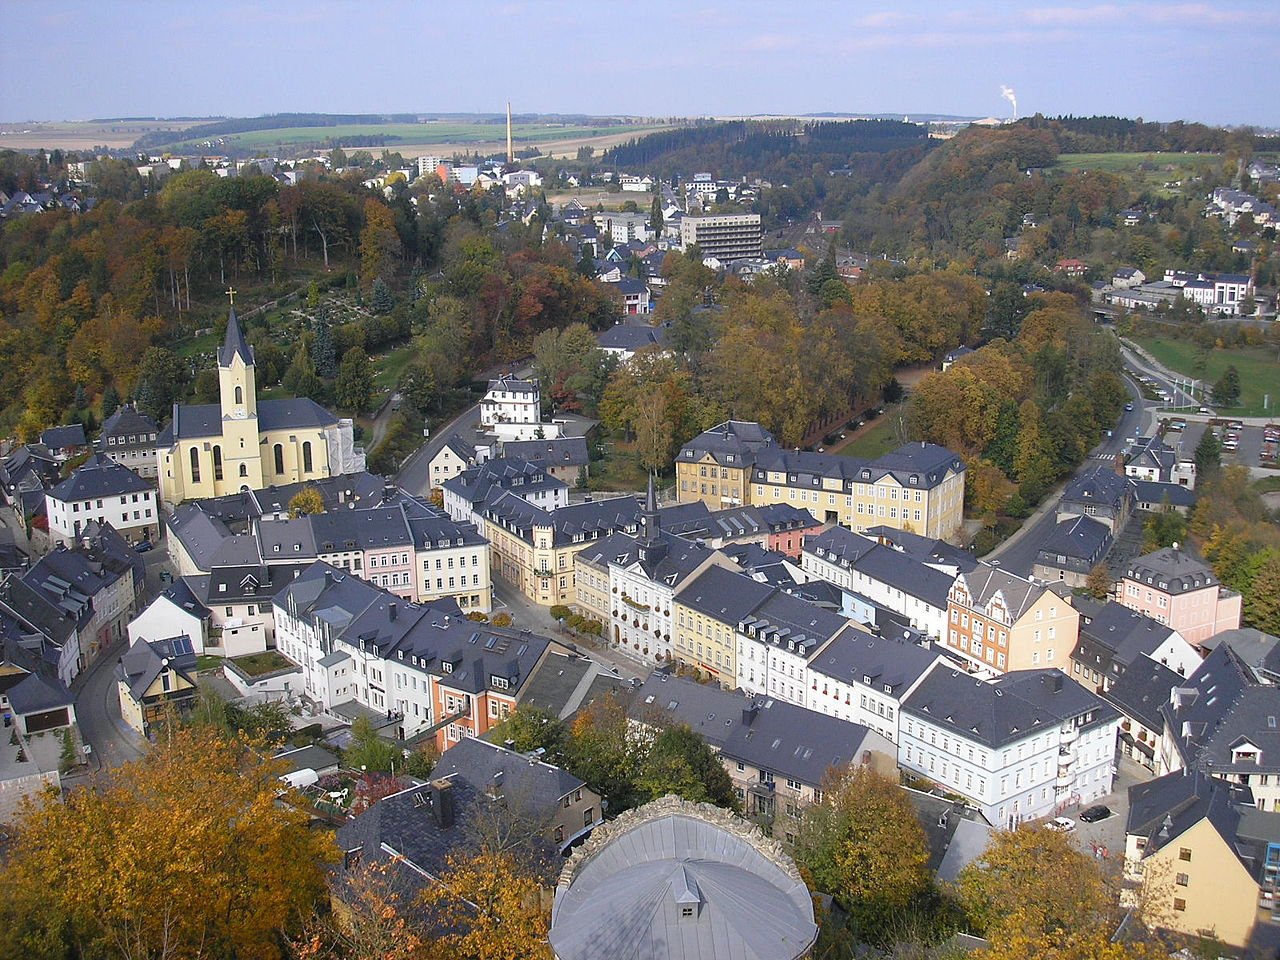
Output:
[
  {"xmin": 1161, "ymin": 643, "xmax": 1280, "ymax": 775},
  {"xmin": 5, "ymin": 671, "xmax": 74, "ymax": 714},
  {"xmin": 863, "ymin": 525, "xmax": 978, "ymax": 572},
  {"xmin": 483, "ymin": 492, "xmax": 641, "ymax": 549},
  {"xmin": 166, "ymin": 397, "xmax": 337, "ymax": 442},
  {"xmin": 953, "ymin": 564, "xmax": 1048, "ymax": 621},
  {"xmin": 40, "ymin": 424, "xmax": 86, "ymax": 451},
  {"xmin": 486, "ymin": 375, "xmax": 538, "ymax": 395},
  {"xmin": 1061, "ymin": 466, "xmax": 1132, "ymax": 511},
  {"xmin": 739, "ymin": 590, "xmax": 851, "ymax": 657},
  {"xmin": 848, "ymin": 543, "xmax": 957, "ymax": 609},
  {"xmin": 158, "ymin": 578, "xmax": 211, "ymax": 619},
  {"xmin": 99, "ymin": 404, "xmax": 159, "ymax": 449},
  {"xmin": 116, "ymin": 636, "xmax": 197, "ymax": 702},
  {"xmin": 803, "ymin": 524, "xmax": 877, "ymax": 566},
  {"xmin": 549, "ymin": 798, "xmax": 817, "ymax": 960},
  {"xmin": 47, "ymin": 453, "xmax": 151, "ymax": 502},
  {"xmin": 1125, "ymin": 547, "xmax": 1219, "ymax": 595},
  {"xmin": 1034, "ymin": 516, "xmax": 1112, "ymax": 569},
  {"xmin": 674, "ymin": 564, "xmax": 773, "ymax": 625},
  {"xmin": 630, "ymin": 673, "xmax": 747, "ymax": 750},
  {"xmin": 274, "ymin": 743, "xmax": 341, "ymax": 774},
  {"xmin": 725, "ymin": 696, "xmax": 888, "ymax": 788},
  {"xmin": 433, "ymin": 737, "xmax": 585, "ymax": 807},
  {"xmin": 598, "ymin": 323, "xmax": 668, "ymax": 352},
  {"xmin": 1074, "ymin": 598, "xmax": 1179, "ymax": 668},
  {"xmin": 444, "ymin": 457, "xmax": 567, "ymax": 510},
  {"xmin": 678, "ymin": 420, "xmax": 777, "ymax": 467},
  {"xmin": 807, "ymin": 626, "xmax": 941, "ymax": 694},
  {"xmin": 0, "ymin": 573, "xmax": 77, "ymax": 647},
  {"xmin": 23, "ymin": 539, "xmax": 135, "ymax": 630},
  {"xmin": 166, "ymin": 504, "xmax": 234, "ymax": 571},
  {"xmin": 1099, "ymin": 656, "xmax": 1183, "ymax": 734},
  {"xmin": 501, "ymin": 437, "xmax": 590, "ymax": 469},
  {"xmin": 904, "ymin": 666, "xmax": 1113, "ymax": 749},
  {"xmin": 1131, "ymin": 480, "xmax": 1196, "ymax": 509},
  {"xmin": 218, "ymin": 306, "xmax": 255, "ymax": 366}
]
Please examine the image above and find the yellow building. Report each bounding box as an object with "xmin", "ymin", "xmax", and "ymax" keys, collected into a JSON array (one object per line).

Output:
[
  {"xmin": 945, "ymin": 566, "xmax": 1080, "ymax": 674},
  {"xmin": 158, "ymin": 305, "xmax": 364, "ymax": 506},
  {"xmin": 671, "ymin": 564, "xmax": 774, "ymax": 683},
  {"xmin": 1126, "ymin": 771, "xmax": 1280, "ymax": 949},
  {"xmin": 480, "ymin": 492, "xmax": 641, "ymax": 606},
  {"xmin": 676, "ymin": 422, "xmax": 965, "ymax": 542},
  {"xmin": 115, "ymin": 637, "xmax": 199, "ymax": 737}
]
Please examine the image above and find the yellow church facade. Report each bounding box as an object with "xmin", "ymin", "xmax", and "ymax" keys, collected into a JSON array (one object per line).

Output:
[{"xmin": 157, "ymin": 306, "xmax": 365, "ymax": 507}]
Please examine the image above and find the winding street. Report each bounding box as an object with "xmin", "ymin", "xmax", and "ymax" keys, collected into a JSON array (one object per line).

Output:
[{"xmin": 72, "ymin": 635, "xmax": 145, "ymax": 773}]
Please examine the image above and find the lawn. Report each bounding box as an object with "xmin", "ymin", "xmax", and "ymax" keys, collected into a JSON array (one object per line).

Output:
[
  {"xmin": 373, "ymin": 344, "xmax": 416, "ymax": 393},
  {"xmin": 1131, "ymin": 336, "xmax": 1280, "ymax": 417},
  {"xmin": 229, "ymin": 650, "xmax": 294, "ymax": 677},
  {"xmin": 836, "ymin": 412, "xmax": 908, "ymax": 460},
  {"xmin": 1054, "ymin": 152, "xmax": 1221, "ymax": 174}
]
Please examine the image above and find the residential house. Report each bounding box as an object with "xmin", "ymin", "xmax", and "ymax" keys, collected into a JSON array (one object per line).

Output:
[
  {"xmin": 805, "ymin": 626, "xmax": 945, "ymax": 742},
  {"xmin": 499, "ymin": 437, "xmax": 590, "ymax": 485},
  {"xmin": 671, "ymin": 564, "xmax": 774, "ymax": 684},
  {"xmin": 675, "ymin": 420, "xmax": 778, "ymax": 509},
  {"xmin": 480, "ymin": 492, "xmax": 641, "ymax": 607},
  {"xmin": 1125, "ymin": 772, "xmax": 1280, "ymax": 948},
  {"xmin": 901, "ymin": 667, "xmax": 1119, "ymax": 828},
  {"xmin": 1131, "ymin": 480, "xmax": 1197, "ymax": 515},
  {"xmin": 1159, "ymin": 642, "xmax": 1280, "ymax": 813},
  {"xmin": 479, "ymin": 376, "xmax": 542, "ymax": 438},
  {"xmin": 1054, "ymin": 258, "xmax": 1088, "ymax": 278},
  {"xmin": 97, "ymin": 404, "xmax": 160, "ymax": 479},
  {"xmin": 45, "ymin": 453, "xmax": 159, "ymax": 546},
  {"xmin": 1070, "ymin": 597, "xmax": 1199, "ymax": 693},
  {"xmin": 945, "ymin": 565, "xmax": 1079, "ymax": 675},
  {"xmin": 0, "ymin": 444, "xmax": 60, "ymax": 527},
  {"xmin": 442, "ymin": 457, "xmax": 568, "ymax": 527},
  {"xmin": 1032, "ymin": 516, "xmax": 1112, "ymax": 588},
  {"xmin": 116, "ymin": 636, "xmax": 199, "ymax": 737},
  {"xmin": 597, "ymin": 322, "xmax": 669, "ymax": 362},
  {"xmin": 431, "ymin": 737, "xmax": 601, "ymax": 851},
  {"xmin": 128, "ymin": 580, "xmax": 214, "ymax": 655},
  {"xmin": 1126, "ymin": 437, "xmax": 1196, "ymax": 489},
  {"xmin": 1120, "ymin": 547, "xmax": 1241, "ymax": 646},
  {"xmin": 735, "ymin": 590, "xmax": 852, "ymax": 706},
  {"xmin": 941, "ymin": 345, "xmax": 974, "ymax": 370},
  {"xmin": 1112, "ymin": 267, "xmax": 1146, "ymax": 289},
  {"xmin": 425, "ymin": 435, "xmax": 476, "ymax": 492},
  {"xmin": 608, "ymin": 277, "xmax": 651, "ymax": 315},
  {"xmin": 39, "ymin": 424, "xmax": 87, "ymax": 462},
  {"xmin": 1099, "ymin": 656, "xmax": 1184, "ymax": 770},
  {"xmin": 1056, "ymin": 466, "xmax": 1133, "ymax": 533},
  {"xmin": 0, "ymin": 576, "xmax": 82, "ymax": 686}
]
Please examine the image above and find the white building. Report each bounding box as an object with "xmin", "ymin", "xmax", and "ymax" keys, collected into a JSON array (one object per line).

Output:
[
  {"xmin": 735, "ymin": 591, "xmax": 852, "ymax": 706},
  {"xmin": 901, "ymin": 666, "xmax": 1119, "ymax": 829},
  {"xmin": 128, "ymin": 581, "xmax": 216, "ymax": 656},
  {"xmin": 45, "ymin": 453, "xmax": 160, "ymax": 547},
  {"xmin": 805, "ymin": 628, "xmax": 944, "ymax": 743},
  {"xmin": 593, "ymin": 211, "xmax": 651, "ymax": 244}
]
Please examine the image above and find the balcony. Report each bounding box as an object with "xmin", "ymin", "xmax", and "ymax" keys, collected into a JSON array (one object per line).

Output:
[
  {"xmin": 1059, "ymin": 743, "xmax": 1077, "ymax": 764},
  {"xmin": 1056, "ymin": 768, "xmax": 1073, "ymax": 788},
  {"xmin": 1060, "ymin": 724, "xmax": 1079, "ymax": 744}
]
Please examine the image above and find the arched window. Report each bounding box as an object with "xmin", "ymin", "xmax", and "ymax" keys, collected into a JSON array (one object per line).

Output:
[
  {"xmin": 189, "ymin": 447, "xmax": 200, "ymax": 483},
  {"xmin": 239, "ymin": 463, "xmax": 248, "ymax": 478},
  {"xmin": 234, "ymin": 385, "xmax": 243, "ymax": 405},
  {"xmin": 273, "ymin": 443, "xmax": 284, "ymax": 475},
  {"xmin": 302, "ymin": 441, "xmax": 313, "ymax": 473},
  {"xmin": 212, "ymin": 445, "xmax": 223, "ymax": 481}
]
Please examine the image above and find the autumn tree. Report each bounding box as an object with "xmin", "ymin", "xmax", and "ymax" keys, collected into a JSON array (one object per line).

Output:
[
  {"xmin": 1085, "ymin": 562, "xmax": 1113, "ymax": 600},
  {"xmin": 488, "ymin": 704, "xmax": 569, "ymax": 760},
  {"xmin": 417, "ymin": 851, "xmax": 551, "ymax": 960},
  {"xmin": 793, "ymin": 765, "xmax": 931, "ymax": 938},
  {"xmin": 133, "ymin": 346, "xmax": 190, "ymax": 422},
  {"xmin": 359, "ymin": 198, "xmax": 401, "ymax": 288},
  {"xmin": 531, "ymin": 321, "xmax": 612, "ymax": 414},
  {"xmin": 288, "ymin": 485, "xmax": 325, "ymax": 517},
  {"xmin": 0, "ymin": 726, "xmax": 335, "ymax": 960},
  {"xmin": 562, "ymin": 691, "xmax": 645, "ymax": 813}
]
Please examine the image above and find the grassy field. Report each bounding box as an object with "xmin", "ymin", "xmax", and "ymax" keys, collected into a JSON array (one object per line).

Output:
[
  {"xmin": 0, "ymin": 118, "xmax": 190, "ymax": 150},
  {"xmin": 1132, "ymin": 336, "xmax": 1280, "ymax": 417},
  {"xmin": 836, "ymin": 414, "xmax": 906, "ymax": 459},
  {"xmin": 163, "ymin": 121, "xmax": 666, "ymax": 153},
  {"xmin": 1054, "ymin": 152, "xmax": 1222, "ymax": 173},
  {"xmin": 372, "ymin": 344, "xmax": 415, "ymax": 392}
]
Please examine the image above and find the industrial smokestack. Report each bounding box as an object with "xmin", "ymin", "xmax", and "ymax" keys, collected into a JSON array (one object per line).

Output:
[
  {"xmin": 1000, "ymin": 85, "xmax": 1018, "ymax": 121},
  {"xmin": 506, "ymin": 101, "xmax": 513, "ymax": 164}
]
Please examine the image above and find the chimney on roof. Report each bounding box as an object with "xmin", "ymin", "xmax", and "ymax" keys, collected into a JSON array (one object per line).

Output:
[
  {"xmin": 1051, "ymin": 672, "xmax": 1063, "ymax": 692},
  {"xmin": 388, "ymin": 602, "xmax": 397, "ymax": 622},
  {"xmin": 742, "ymin": 703, "xmax": 759, "ymax": 725},
  {"xmin": 324, "ymin": 570, "xmax": 334, "ymax": 587},
  {"xmin": 428, "ymin": 778, "xmax": 455, "ymax": 828}
]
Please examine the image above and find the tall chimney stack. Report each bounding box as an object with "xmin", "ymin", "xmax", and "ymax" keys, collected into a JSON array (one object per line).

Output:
[{"xmin": 506, "ymin": 101, "xmax": 513, "ymax": 165}]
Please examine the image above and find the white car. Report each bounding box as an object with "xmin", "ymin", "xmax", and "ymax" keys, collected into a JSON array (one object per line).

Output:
[{"xmin": 1046, "ymin": 816, "xmax": 1076, "ymax": 833}]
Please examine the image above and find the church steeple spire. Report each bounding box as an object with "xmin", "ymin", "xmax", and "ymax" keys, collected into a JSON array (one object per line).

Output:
[
  {"xmin": 218, "ymin": 294, "xmax": 255, "ymax": 368},
  {"xmin": 638, "ymin": 472, "xmax": 667, "ymax": 567}
]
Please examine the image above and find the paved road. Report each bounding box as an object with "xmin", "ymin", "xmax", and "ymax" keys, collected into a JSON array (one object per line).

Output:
[
  {"xmin": 395, "ymin": 403, "xmax": 483, "ymax": 497},
  {"xmin": 72, "ymin": 635, "xmax": 146, "ymax": 772},
  {"xmin": 989, "ymin": 373, "xmax": 1147, "ymax": 577}
]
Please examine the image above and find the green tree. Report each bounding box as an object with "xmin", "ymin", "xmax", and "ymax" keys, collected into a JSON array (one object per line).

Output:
[
  {"xmin": 636, "ymin": 725, "xmax": 739, "ymax": 812},
  {"xmin": 101, "ymin": 384, "xmax": 120, "ymax": 417},
  {"xmin": 335, "ymin": 347, "xmax": 374, "ymax": 413},
  {"xmin": 312, "ymin": 308, "xmax": 337, "ymax": 377},
  {"xmin": 1211, "ymin": 364, "xmax": 1241, "ymax": 406},
  {"xmin": 133, "ymin": 346, "xmax": 190, "ymax": 422},
  {"xmin": 283, "ymin": 341, "xmax": 323, "ymax": 401},
  {"xmin": 563, "ymin": 693, "xmax": 644, "ymax": 814},
  {"xmin": 371, "ymin": 277, "xmax": 394, "ymax": 314},
  {"xmin": 793, "ymin": 765, "xmax": 931, "ymax": 939},
  {"xmin": 1194, "ymin": 428, "xmax": 1222, "ymax": 477},
  {"xmin": 487, "ymin": 705, "xmax": 568, "ymax": 759},
  {"xmin": 344, "ymin": 716, "xmax": 402, "ymax": 774},
  {"xmin": 650, "ymin": 194, "xmax": 664, "ymax": 235},
  {"xmin": 1143, "ymin": 506, "xmax": 1188, "ymax": 552}
]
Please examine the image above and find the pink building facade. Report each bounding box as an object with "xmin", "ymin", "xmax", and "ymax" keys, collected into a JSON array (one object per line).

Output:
[{"xmin": 1119, "ymin": 547, "xmax": 1241, "ymax": 647}]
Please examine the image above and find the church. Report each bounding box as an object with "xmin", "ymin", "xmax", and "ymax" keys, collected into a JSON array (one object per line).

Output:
[{"xmin": 157, "ymin": 303, "xmax": 365, "ymax": 506}]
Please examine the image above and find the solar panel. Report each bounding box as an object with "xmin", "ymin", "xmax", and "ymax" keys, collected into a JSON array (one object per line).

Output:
[{"xmin": 170, "ymin": 637, "xmax": 194, "ymax": 657}]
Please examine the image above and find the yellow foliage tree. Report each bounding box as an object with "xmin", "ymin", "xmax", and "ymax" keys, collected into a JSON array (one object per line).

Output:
[
  {"xmin": 288, "ymin": 485, "xmax": 326, "ymax": 518},
  {"xmin": 417, "ymin": 851, "xmax": 551, "ymax": 960},
  {"xmin": 0, "ymin": 727, "xmax": 337, "ymax": 960}
]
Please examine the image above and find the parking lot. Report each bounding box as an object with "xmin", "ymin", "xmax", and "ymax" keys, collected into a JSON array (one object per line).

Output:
[
  {"xmin": 1160, "ymin": 418, "xmax": 1277, "ymax": 470},
  {"xmin": 1057, "ymin": 757, "xmax": 1150, "ymax": 865}
]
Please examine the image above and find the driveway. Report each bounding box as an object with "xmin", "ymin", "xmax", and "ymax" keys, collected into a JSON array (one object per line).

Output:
[{"xmin": 1066, "ymin": 756, "xmax": 1151, "ymax": 865}]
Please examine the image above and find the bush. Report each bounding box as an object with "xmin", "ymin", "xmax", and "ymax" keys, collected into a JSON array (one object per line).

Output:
[{"xmin": 549, "ymin": 605, "xmax": 571, "ymax": 620}]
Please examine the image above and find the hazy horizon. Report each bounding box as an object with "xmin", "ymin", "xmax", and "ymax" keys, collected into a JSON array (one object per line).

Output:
[{"xmin": 4, "ymin": 0, "xmax": 1279, "ymax": 129}]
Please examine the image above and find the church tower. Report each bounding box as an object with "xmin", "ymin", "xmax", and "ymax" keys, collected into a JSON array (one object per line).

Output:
[
  {"xmin": 637, "ymin": 472, "xmax": 667, "ymax": 568},
  {"xmin": 217, "ymin": 298, "xmax": 263, "ymax": 490}
]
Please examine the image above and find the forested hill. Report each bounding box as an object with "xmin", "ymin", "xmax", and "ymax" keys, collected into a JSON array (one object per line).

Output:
[{"xmin": 601, "ymin": 119, "xmax": 930, "ymax": 180}]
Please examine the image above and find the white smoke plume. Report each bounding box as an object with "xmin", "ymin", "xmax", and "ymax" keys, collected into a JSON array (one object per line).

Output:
[{"xmin": 1000, "ymin": 85, "xmax": 1018, "ymax": 121}]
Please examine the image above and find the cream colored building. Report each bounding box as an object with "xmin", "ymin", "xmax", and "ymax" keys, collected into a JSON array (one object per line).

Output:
[
  {"xmin": 157, "ymin": 306, "xmax": 364, "ymax": 506},
  {"xmin": 945, "ymin": 565, "xmax": 1080, "ymax": 675},
  {"xmin": 676, "ymin": 423, "xmax": 965, "ymax": 542}
]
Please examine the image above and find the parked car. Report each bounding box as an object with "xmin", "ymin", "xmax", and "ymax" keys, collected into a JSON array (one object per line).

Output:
[
  {"xmin": 1046, "ymin": 816, "xmax": 1076, "ymax": 833},
  {"xmin": 1124, "ymin": 401, "xmax": 1134, "ymax": 411},
  {"xmin": 1080, "ymin": 805, "xmax": 1112, "ymax": 823},
  {"xmin": 134, "ymin": 540, "xmax": 154, "ymax": 553}
]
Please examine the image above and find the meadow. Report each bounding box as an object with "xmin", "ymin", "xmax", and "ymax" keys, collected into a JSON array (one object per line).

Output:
[{"xmin": 1131, "ymin": 336, "xmax": 1280, "ymax": 417}]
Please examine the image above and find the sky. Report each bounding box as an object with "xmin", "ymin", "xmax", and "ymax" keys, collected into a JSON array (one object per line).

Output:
[{"xmin": 4, "ymin": 0, "xmax": 1279, "ymax": 128}]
